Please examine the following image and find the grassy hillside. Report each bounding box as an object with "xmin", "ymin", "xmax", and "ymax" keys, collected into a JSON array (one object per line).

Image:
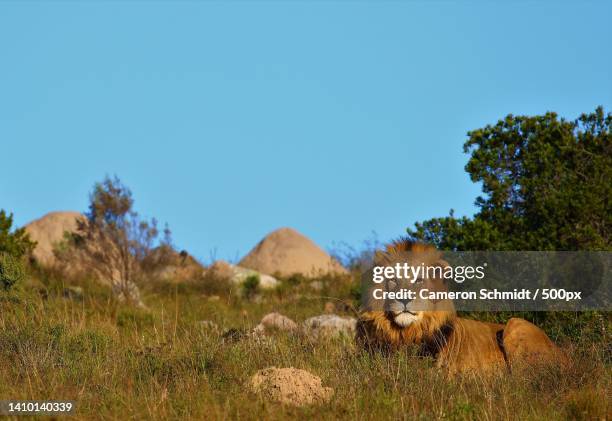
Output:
[{"xmin": 0, "ymin": 270, "xmax": 609, "ymax": 420}]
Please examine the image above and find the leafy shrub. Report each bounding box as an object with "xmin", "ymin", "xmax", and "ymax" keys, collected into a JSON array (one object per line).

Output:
[
  {"xmin": 0, "ymin": 210, "xmax": 36, "ymax": 259},
  {"xmin": 241, "ymin": 274, "xmax": 260, "ymax": 299},
  {"xmin": 0, "ymin": 252, "xmax": 24, "ymax": 290}
]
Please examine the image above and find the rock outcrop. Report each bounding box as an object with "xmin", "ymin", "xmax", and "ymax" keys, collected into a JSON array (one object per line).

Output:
[
  {"xmin": 24, "ymin": 211, "xmax": 84, "ymax": 266},
  {"xmin": 239, "ymin": 227, "xmax": 347, "ymax": 277}
]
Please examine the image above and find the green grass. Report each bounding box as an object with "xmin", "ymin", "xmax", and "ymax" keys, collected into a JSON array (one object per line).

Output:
[{"xmin": 0, "ymin": 272, "xmax": 609, "ymax": 420}]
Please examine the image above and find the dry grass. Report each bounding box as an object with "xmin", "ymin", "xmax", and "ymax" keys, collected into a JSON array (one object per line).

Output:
[{"xmin": 0, "ymin": 271, "xmax": 609, "ymax": 420}]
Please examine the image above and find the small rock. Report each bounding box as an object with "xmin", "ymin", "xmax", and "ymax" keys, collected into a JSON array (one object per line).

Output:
[
  {"xmin": 112, "ymin": 280, "xmax": 145, "ymax": 308},
  {"xmin": 256, "ymin": 312, "xmax": 298, "ymax": 334},
  {"xmin": 303, "ymin": 314, "xmax": 357, "ymax": 339},
  {"xmin": 324, "ymin": 301, "xmax": 335, "ymax": 314},
  {"xmin": 249, "ymin": 367, "xmax": 334, "ymax": 406}
]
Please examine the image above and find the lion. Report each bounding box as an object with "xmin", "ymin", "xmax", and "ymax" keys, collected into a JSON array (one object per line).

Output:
[{"xmin": 356, "ymin": 240, "xmax": 565, "ymax": 374}]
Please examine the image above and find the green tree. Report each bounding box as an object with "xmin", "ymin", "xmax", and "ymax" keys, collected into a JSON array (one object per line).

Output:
[
  {"xmin": 0, "ymin": 210, "xmax": 36, "ymax": 258},
  {"xmin": 408, "ymin": 107, "xmax": 611, "ymax": 251}
]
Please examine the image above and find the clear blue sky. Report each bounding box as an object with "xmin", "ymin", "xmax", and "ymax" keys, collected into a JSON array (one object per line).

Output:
[{"xmin": 1, "ymin": 1, "xmax": 610, "ymax": 263}]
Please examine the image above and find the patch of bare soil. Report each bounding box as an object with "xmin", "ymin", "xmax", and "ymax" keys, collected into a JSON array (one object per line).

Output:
[{"xmin": 249, "ymin": 367, "xmax": 334, "ymax": 406}]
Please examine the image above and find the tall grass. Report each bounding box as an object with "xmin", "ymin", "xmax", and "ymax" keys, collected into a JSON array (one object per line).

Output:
[{"xmin": 0, "ymin": 272, "xmax": 609, "ymax": 420}]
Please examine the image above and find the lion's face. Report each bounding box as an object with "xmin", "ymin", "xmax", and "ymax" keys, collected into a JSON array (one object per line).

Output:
[{"xmin": 359, "ymin": 241, "xmax": 455, "ymax": 344}]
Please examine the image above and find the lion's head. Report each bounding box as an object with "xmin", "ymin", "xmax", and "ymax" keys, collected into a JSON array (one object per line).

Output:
[{"xmin": 357, "ymin": 239, "xmax": 456, "ymax": 348}]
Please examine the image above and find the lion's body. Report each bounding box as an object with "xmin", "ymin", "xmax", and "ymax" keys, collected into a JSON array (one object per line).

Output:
[
  {"xmin": 356, "ymin": 311, "xmax": 562, "ymax": 373},
  {"xmin": 356, "ymin": 312, "xmax": 502, "ymax": 372},
  {"xmin": 357, "ymin": 239, "xmax": 565, "ymax": 373}
]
